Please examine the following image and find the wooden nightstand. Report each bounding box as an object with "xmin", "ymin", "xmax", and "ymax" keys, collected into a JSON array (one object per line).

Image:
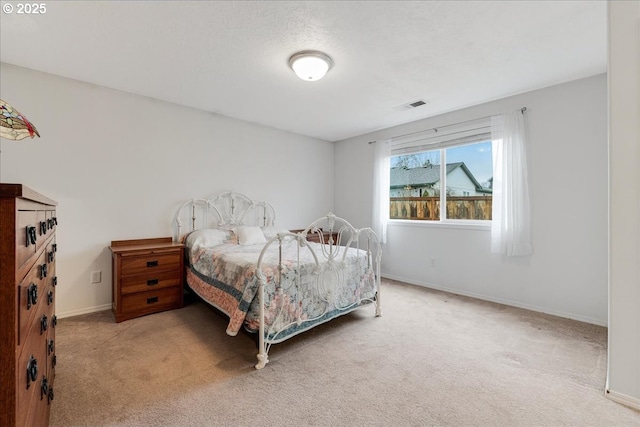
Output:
[
  {"xmin": 290, "ymin": 228, "xmax": 340, "ymax": 245},
  {"xmin": 110, "ymin": 237, "xmax": 184, "ymax": 323}
]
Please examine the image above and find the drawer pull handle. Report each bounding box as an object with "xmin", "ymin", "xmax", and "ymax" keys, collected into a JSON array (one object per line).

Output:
[
  {"xmin": 48, "ymin": 387, "xmax": 54, "ymax": 404},
  {"xmin": 147, "ymin": 260, "xmax": 158, "ymax": 267},
  {"xmin": 48, "ymin": 339, "xmax": 55, "ymax": 355},
  {"xmin": 52, "ymin": 243, "xmax": 57, "ymax": 253},
  {"xmin": 52, "ymin": 354, "xmax": 57, "ymax": 368},
  {"xmin": 40, "ymin": 263, "xmax": 48, "ymax": 279},
  {"xmin": 147, "ymin": 279, "xmax": 159, "ymax": 286},
  {"xmin": 52, "ymin": 315, "xmax": 57, "ymax": 328},
  {"xmin": 47, "ymin": 290, "xmax": 54, "ymax": 305},
  {"xmin": 40, "ymin": 221, "xmax": 47, "ymax": 235},
  {"xmin": 27, "ymin": 283, "xmax": 38, "ymax": 309},
  {"xmin": 26, "ymin": 356, "xmax": 38, "ymax": 389},
  {"xmin": 41, "ymin": 376, "xmax": 49, "ymax": 400},
  {"xmin": 147, "ymin": 297, "xmax": 159, "ymax": 304},
  {"xmin": 26, "ymin": 226, "xmax": 37, "ymax": 246},
  {"xmin": 53, "ymin": 276, "xmax": 58, "ymax": 287},
  {"xmin": 40, "ymin": 315, "xmax": 48, "ymax": 334},
  {"xmin": 48, "ymin": 250, "xmax": 55, "ymax": 262}
]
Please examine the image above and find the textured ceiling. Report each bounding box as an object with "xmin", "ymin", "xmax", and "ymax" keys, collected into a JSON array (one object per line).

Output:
[{"xmin": 0, "ymin": 1, "xmax": 606, "ymax": 142}]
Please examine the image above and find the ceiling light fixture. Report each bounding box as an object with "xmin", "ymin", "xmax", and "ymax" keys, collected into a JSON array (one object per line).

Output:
[{"xmin": 288, "ymin": 50, "xmax": 332, "ymax": 81}]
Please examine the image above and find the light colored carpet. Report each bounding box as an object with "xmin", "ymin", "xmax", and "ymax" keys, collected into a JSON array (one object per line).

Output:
[{"xmin": 50, "ymin": 279, "xmax": 639, "ymax": 426}]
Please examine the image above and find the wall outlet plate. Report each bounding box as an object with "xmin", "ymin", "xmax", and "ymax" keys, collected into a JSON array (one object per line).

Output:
[{"xmin": 90, "ymin": 271, "xmax": 102, "ymax": 284}]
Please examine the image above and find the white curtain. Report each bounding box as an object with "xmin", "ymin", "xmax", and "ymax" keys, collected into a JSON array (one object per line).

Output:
[
  {"xmin": 372, "ymin": 139, "xmax": 391, "ymax": 244},
  {"xmin": 491, "ymin": 111, "xmax": 532, "ymax": 256}
]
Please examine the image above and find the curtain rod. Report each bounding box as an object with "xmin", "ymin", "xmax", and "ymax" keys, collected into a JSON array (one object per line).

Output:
[{"xmin": 368, "ymin": 107, "xmax": 527, "ymax": 144}]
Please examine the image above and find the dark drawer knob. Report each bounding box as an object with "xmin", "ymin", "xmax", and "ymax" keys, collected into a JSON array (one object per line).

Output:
[
  {"xmin": 53, "ymin": 217, "xmax": 58, "ymax": 225},
  {"xmin": 47, "ymin": 290, "xmax": 54, "ymax": 305},
  {"xmin": 40, "ymin": 263, "xmax": 48, "ymax": 279},
  {"xmin": 52, "ymin": 243, "xmax": 57, "ymax": 253},
  {"xmin": 52, "ymin": 315, "xmax": 58, "ymax": 328},
  {"xmin": 147, "ymin": 296, "xmax": 159, "ymax": 304},
  {"xmin": 53, "ymin": 276, "xmax": 58, "ymax": 287},
  {"xmin": 39, "ymin": 221, "xmax": 47, "ymax": 235},
  {"xmin": 40, "ymin": 376, "xmax": 49, "ymax": 400},
  {"xmin": 40, "ymin": 315, "xmax": 48, "ymax": 334},
  {"xmin": 52, "ymin": 354, "xmax": 57, "ymax": 368},
  {"xmin": 27, "ymin": 283, "xmax": 38, "ymax": 309},
  {"xmin": 48, "ymin": 386, "xmax": 54, "ymax": 404},
  {"xmin": 26, "ymin": 356, "xmax": 38, "ymax": 389},
  {"xmin": 26, "ymin": 226, "xmax": 37, "ymax": 246},
  {"xmin": 147, "ymin": 279, "xmax": 159, "ymax": 286},
  {"xmin": 48, "ymin": 250, "xmax": 55, "ymax": 262},
  {"xmin": 146, "ymin": 260, "xmax": 158, "ymax": 267},
  {"xmin": 48, "ymin": 339, "xmax": 55, "ymax": 355}
]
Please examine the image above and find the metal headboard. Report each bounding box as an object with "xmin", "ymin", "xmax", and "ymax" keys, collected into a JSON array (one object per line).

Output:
[{"xmin": 174, "ymin": 191, "xmax": 275, "ymax": 241}]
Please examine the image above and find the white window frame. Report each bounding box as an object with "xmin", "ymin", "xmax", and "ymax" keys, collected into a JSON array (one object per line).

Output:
[{"xmin": 388, "ymin": 117, "xmax": 492, "ymax": 229}]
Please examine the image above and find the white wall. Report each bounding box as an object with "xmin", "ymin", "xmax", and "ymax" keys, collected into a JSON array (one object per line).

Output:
[
  {"xmin": 0, "ymin": 63, "xmax": 334, "ymax": 317},
  {"xmin": 607, "ymin": 1, "xmax": 640, "ymax": 409},
  {"xmin": 335, "ymin": 74, "xmax": 608, "ymax": 325}
]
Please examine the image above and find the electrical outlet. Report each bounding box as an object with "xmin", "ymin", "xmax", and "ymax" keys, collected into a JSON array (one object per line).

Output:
[
  {"xmin": 430, "ymin": 258, "xmax": 436, "ymax": 267},
  {"xmin": 90, "ymin": 271, "xmax": 102, "ymax": 284}
]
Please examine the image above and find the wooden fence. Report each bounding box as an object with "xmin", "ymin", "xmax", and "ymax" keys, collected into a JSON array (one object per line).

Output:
[{"xmin": 390, "ymin": 196, "xmax": 492, "ymax": 220}]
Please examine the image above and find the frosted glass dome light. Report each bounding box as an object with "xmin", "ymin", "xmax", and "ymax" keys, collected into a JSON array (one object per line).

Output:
[{"xmin": 289, "ymin": 51, "xmax": 332, "ymax": 81}]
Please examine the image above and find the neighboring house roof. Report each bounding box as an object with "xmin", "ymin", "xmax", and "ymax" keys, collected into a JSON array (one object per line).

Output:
[{"xmin": 390, "ymin": 162, "xmax": 491, "ymax": 193}]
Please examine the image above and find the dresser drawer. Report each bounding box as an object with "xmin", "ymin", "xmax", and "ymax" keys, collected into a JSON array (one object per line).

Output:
[
  {"xmin": 120, "ymin": 287, "xmax": 182, "ymax": 317},
  {"xmin": 18, "ymin": 251, "xmax": 47, "ymax": 347},
  {"xmin": 46, "ymin": 324, "xmax": 56, "ymax": 382},
  {"xmin": 45, "ymin": 209, "xmax": 57, "ymax": 235},
  {"xmin": 121, "ymin": 251, "xmax": 181, "ymax": 277},
  {"xmin": 16, "ymin": 210, "xmax": 38, "ymax": 274},
  {"xmin": 17, "ymin": 320, "xmax": 49, "ymax": 427},
  {"xmin": 120, "ymin": 269, "xmax": 181, "ymax": 295}
]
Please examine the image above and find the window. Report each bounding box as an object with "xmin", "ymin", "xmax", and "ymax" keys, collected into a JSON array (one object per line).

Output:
[{"xmin": 389, "ymin": 139, "xmax": 493, "ymax": 221}]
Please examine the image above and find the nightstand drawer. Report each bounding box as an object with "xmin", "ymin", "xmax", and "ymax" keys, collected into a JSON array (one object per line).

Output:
[
  {"xmin": 121, "ymin": 252, "xmax": 181, "ymax": 277},
  {"xmin": 120, "ymin": 270, "xmax": 181, "ymax": 295},
  {"xmin": 121, "ymin": 287, "xmax": 182, "ymax": 316}
]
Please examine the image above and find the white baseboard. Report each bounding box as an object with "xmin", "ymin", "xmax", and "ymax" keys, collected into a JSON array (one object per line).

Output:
[
  {"xmin": 606, "ymin": 389, "xmax": 640, "ymax": 411},
  {"xmin": 56, "ymin": 303, "xmax": 112, "ymax": 319},
  {"xmin": 382, "ymin": 273, "xmax": 608, "ymax": 327}
]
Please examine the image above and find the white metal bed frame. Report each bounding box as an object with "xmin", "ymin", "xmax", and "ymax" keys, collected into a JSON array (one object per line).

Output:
[
  {"xmin": 174, "ymin": 191, "xmax": 381, "ymax": 369},
  {"xmin": 174, "ymin": 191, "xmax": 276, "ymax": 241}
]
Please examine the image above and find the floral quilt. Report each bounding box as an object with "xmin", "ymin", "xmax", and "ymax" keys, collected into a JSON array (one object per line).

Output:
[{"xmin": 185, "ymin": 237, "xmax": 376, "ymax": 342}]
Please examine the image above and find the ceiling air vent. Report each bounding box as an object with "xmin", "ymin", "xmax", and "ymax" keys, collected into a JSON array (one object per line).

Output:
[{"xmin": 394, "ymin": 99, "xmax": 430, "ymax": 111}]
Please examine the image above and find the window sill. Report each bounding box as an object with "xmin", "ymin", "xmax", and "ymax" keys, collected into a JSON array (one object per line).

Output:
[{"xmin": 388, "ymin": 219, "xmax": 491, "ymax": 231}]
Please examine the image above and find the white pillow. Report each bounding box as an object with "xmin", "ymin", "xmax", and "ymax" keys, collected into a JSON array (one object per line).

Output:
[
  {"xmin": 261, "ymin": 226, "xmax": 288, "ymax": 240},
  {"xmin": 235, "ymin": 225, "xmax": 267, "ymax": 246},
  {"xmin": 186, "ymin": 228, "xmax": 232, "ymax": 248}
]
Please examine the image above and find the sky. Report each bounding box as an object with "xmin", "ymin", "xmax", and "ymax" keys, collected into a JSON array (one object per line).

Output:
[
  {"xmin": 391, "ymin": 140, "xmax": 493, "ymax": 184},
  {"xmin": 446, "ymin": 141, "xmax": 493, "ymax": 183}
]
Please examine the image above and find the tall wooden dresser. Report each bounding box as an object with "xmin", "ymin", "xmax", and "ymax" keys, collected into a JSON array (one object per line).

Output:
[{"xmin": 0, "ymin": 184, "xmax": 58, "ymax": 427}]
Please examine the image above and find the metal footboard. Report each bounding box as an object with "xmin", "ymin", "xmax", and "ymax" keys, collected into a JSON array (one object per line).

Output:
[{"xmin": 254, "ymin": 213, "xmax": 381, "ymax": 369}]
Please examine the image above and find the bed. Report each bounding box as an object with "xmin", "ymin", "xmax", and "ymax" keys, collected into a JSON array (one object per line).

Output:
[{"xmin": 174, "ymin": 191, "xmax": 381, "ymax": 369}]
